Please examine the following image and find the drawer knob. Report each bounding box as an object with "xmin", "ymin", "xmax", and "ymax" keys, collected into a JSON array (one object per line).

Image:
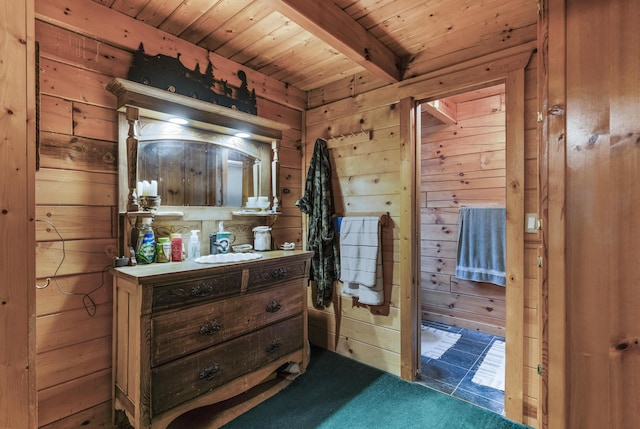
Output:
[
  {"xmin": 272, "ymin": 268, "xmax": 287, "ymax": 279},
  {"xmin": 266, "ymin": 338, "xmax": 282, "ymax": 353},
  {"xmin": 191, "ymin": 282, "xmax": 214, "ymax": 297},
  {"xmin": 199, "ymin": 320, "xmax": 221, "ymax": 335},
  {"xmin": 199, "ymin": 364, "xmax": 221, "ymax": 381},
  {"xmin": 265, "ymin": 300, "xmax": 282, "ymax": 313}
]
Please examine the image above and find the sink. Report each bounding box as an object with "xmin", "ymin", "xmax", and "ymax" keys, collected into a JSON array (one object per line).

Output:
[{"xmin": 194, "ymin": 253, "xmax": 263, "ymax": 264}]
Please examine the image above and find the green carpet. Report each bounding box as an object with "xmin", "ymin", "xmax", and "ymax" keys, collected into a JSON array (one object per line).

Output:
[{"xmin": 222, "ymin": 346, "xmax": 528, "ymax": 429}]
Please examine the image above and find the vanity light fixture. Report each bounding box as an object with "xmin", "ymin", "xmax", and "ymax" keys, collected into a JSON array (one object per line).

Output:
[
  {"xmin": 235, "ymin": 132, "xmax": 251, "ymax": 138},
  {"xmin": 168, "ymin": 117, "xmax": 188, "ymax": 125}
]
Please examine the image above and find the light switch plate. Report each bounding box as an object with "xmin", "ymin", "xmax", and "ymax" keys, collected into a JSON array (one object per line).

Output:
[{"xmin": 525, "ymin": 213, "xmax": 539, "ymax": 233}]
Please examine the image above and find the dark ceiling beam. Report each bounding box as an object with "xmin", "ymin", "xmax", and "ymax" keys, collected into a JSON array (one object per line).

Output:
[{"xmin": 264, "ymin": 0, "xmax": 402, "ymax": 83}]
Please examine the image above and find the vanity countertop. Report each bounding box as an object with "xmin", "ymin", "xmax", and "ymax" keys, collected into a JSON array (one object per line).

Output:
[{"xmin": 112, "ymin": 249, "xmax": 312, "ymax": 282}]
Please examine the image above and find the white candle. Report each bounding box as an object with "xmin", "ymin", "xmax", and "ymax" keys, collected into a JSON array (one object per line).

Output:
[
  {"xmin": 150, "ymin": 180, "xmax": 158, "ymax": 196},
  {"xmin": 143, "ymin": 180, "xmax": 151, "ymax": 196},
  {"xmin": 137, "ymin": 181, "xmax": 143, "ymax": 197}
]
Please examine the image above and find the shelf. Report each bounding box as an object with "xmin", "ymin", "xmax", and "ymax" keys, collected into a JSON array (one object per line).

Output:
[
  {"xmin": 107, "ymin": 78, "xmax": 290, "ymax": 143},
  {"xmin": 232, "ymin": 210, "xmax": 281, "ymax": 217},
  {"xmin": 125, "ymin": 210, "xmax": 185, "ymax": 217}
]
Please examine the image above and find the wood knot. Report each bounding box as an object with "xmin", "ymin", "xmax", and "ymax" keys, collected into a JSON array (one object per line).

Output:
[
  {"xmin": 614, "ymin": 339, "xmax": 638, "ymax": 351},
  {"xmin": 548, "ymin": 105, "xmax": 565, "ymax": 116},
  {"xmin": 615, "ymin": 342, "xmax": 631, "ymax": 351}
]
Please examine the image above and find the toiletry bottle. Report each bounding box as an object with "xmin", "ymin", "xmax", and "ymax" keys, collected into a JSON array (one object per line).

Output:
[
  {"xmin": 217, "ymin": 221, "xmax": 226, "ymax": 253},
  {"xmin": 156, "ymin": 237, "xmax": 170, "ymax": 263},
  {"xmin": 135, "ymin": 218, "xmax": 155, "ymax": 264},
  {"xmin": 170, "ymin": 233, "xmax": 183, "ymax": 262},
  {"xmin": 188, "ymin": 230, "xmax": 201, "ymax": 260},
  {"xmin": 129, "ymin": 247, "xmax": 137, "ymax": 266}
]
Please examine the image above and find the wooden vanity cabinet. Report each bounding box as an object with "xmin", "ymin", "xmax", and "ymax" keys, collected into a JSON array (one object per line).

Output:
[{"xmin": 111, "ymin": 251, "xmax": 312, "ymax": 429}]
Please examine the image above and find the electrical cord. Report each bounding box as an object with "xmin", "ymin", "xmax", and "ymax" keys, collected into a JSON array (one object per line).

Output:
[{"xmin": 35, "ymin": 218, "xmax": 110, "ymax": 317}]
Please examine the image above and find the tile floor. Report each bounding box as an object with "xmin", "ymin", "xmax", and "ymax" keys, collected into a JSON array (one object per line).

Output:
[{"xmin": 416, "ymin": 320, "xmax": 505, "ymax": 415}]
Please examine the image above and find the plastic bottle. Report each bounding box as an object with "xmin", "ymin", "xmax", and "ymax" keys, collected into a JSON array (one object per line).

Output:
[
  {"xmin": 129, "ymin": 246, "xmax": 137, "ymax": 266},
  {"xmin": 188, "ymin": 230, "xmax": 201, "ymax": 260},
  {"xmin": 135, "ymin": 218, "xmax": 155, "ymax": 264},
  {"xmin": 170, "ymin": 233, "xmax": 183, "ymax": 262},
  {"xmin": 156, "ymin": 237, "xmax": 171, "ymax": 263}
]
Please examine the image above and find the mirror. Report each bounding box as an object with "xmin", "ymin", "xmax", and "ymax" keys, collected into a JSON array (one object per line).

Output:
[
  {"xmin": 107, "ymin": 78, "xmax": 289, "ymax": 213},
  {"xmin": 134, "ymin": 117, "xmax": 271, "ymax": 207}
]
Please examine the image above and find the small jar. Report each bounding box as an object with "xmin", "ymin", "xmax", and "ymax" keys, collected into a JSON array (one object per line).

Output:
[
  {"xmin": 252, "ymin": 226, "xmax": 272, "ymax": 251},
  {"xmin": 156, "ymin": 237, "xmax": 171, "ymax": 263}
]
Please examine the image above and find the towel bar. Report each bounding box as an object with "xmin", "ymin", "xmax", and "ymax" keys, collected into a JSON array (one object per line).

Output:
[
  {"xmin": 459, "ymin": 203, "xmax": 505, "ymax": 208},
  {"xmin": 333, "ymin": 212, "xmax": 390, "ymax": 231}
]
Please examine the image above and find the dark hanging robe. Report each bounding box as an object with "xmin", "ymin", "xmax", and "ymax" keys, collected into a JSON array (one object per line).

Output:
[{"xmin": 296, "ymin": 138, "xmax": 340, "ymax": 308}]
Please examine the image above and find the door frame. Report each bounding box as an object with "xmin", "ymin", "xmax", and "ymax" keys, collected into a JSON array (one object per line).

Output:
[{"xmin": 397, "ymin": 48, "xmax": 531, "ymax": 423}]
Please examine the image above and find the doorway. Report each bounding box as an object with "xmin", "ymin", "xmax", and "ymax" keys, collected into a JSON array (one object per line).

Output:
[
  {"xmin": 396, "ymin": 58, "xmax": 528, "ymax": 424},
  {"xmin": 415, "ymin": 84, "xmax": 507, "ymax": 414}
]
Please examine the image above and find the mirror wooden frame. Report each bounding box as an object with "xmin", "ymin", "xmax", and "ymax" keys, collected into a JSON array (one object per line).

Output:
[{"xmin": 107, "ymin": 78, "xmax": 289, "ymax": 213}]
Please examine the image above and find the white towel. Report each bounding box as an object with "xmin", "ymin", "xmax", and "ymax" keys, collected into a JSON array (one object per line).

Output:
[{"xmin": 339, "ymin": 217, "xmax": 384, "ymax": 305}]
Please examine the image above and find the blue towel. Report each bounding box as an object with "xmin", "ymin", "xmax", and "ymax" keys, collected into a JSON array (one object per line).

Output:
[{"xmin": 455, "ymin": 207, "xmax": 506, "ymax": 287}]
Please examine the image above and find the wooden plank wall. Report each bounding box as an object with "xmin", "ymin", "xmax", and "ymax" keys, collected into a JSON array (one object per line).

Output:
[
  {"xmin": 420, "ymin": 87, "xmax": 508, "ymax": 336},
  {"xmin": 305, "ymin": 52, "xmax": 541, "ymax": 427},
  {"xmin": 305, "ymin": 106, "xmax": 403, "ymax": 375},
  {"xmin": 33, "ymin": 1, "xmax": 304, "ymax": 426},
  {"xmin": 562, "ymin": 1, "xmax": 640, "ymax": 428}
]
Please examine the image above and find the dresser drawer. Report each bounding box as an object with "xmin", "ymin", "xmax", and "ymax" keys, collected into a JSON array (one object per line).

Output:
[
  {"xmin": 151, "ymin": 281, "xmax": 303, "ymax": 366},
  {"xmin": 151, "ymin": 314, "xmax": 303, "ymax": 416},
  {"xmin": 152, "ymin": 270, "xmax": 243, "ymax": 311},
  {"xmin": 247, "ymin": 259, "xmax": 309, "ymax": 292}
]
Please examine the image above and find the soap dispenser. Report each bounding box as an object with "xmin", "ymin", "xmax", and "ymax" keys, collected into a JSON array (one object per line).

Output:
[
  {"xmin": 213, "ymin": 221, "xmax": 235, "ymax": 254},
  {"xmin": 188, "ymin": 230, "xmax": 201, "ymax": 260}
]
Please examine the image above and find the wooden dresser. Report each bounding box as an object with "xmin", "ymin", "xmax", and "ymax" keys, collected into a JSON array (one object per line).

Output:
[{"xmin": 111, "ymin": 250, "xmax": 312, "ymax": 429}]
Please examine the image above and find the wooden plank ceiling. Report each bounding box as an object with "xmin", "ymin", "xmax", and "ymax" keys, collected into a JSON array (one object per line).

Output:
[{"xmin": 92, "ymin": 0, "xmax": 537, "ymax": 92}]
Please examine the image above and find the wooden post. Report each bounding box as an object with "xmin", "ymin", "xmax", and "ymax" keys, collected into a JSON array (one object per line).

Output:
[
  {"xmin": 125, "ymin": 106, "xmax": 140, "ymax": 212},
  {"xmin": 538, "ymin": 0, "xmax": 568, "ymax": 427},
  {"xmin": 271, "ymin": 140, "xmax": 280, "ymax": 212},
  {"xmin": 504, "ymin": 68, "xmax": 526, "ymax": 422},
  {"xmin": 1, "ymin": 0, "xmax": 37, "ymax": 427},
  {"xmin": 399, "ymin": 97, "xmax": 419, "ymax": 380}
]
